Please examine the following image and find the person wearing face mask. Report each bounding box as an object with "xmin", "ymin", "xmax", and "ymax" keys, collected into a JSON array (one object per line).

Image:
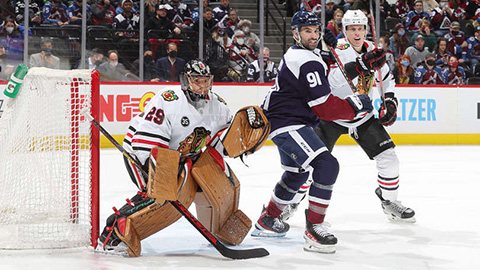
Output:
[
  {"xmin": 392, "ymin": 54, "xmax": 414, "ymax": 85},
  {"xmin": 405, "ymin": 34, "xmax": 430, "ymax": 68},
  {"xmin": 327, "ymin": 8, "xmax": 343, "ymax": 38},
  {"xmin": 238, "ymin": 19, "xmax": 260, "ymax": 53},
  {"xmin": 444, "ymin": 21, "xmax": 467, "ymax": 65},
  {"xmin": 29, "ymin": 38, "xmax": 60, "ymax": 69},
  {"xmin": 442, "ymin": 55, "xmax": 465, "ymax": 85},
  {"xmin": 414, "ymin": 52, "xmax": 445, "ymax": 84},
  {"xmin": 405, "ymin": 0, "xmax": 430, "ymax": 33},
  {"xmin": 131, "ymin": 48, "xmax": 161, "ymax": 81},
  {"xmin": 0, "ymin": 18, "xmax": 26, "ymax": 65},
  {"xmin": 156, "ymin": 42, "xmax": 186, "ymax": 82},
  {"xmin": 42, "ymin": 0, "xmax": 69, "ymax": 26},
  {"xmin": 246, "ymin": 47, "xmax": 278, "ymax": 83},
  {"xmin": 97, "ymin": 49, "xmax": 138, "ymax": 81},
  {"xmin": 74, "ymin": 48, "xmax": 104, "ymax": 69},
  {"xmin": 466, "ymin": 26, "xmax": 480, "ymax": 73},
  {"xmin": 388, "ymin": 23, "xmax": 410, "ymax": 59},
  {"xmin": 225, "ymin": 30, "xmax": 256, "ymax": 82}
]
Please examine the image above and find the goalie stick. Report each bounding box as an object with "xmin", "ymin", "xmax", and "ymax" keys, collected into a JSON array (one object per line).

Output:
[{"xmin": 82, "ymin": 111, "xmax": 270, "ymax": 260}]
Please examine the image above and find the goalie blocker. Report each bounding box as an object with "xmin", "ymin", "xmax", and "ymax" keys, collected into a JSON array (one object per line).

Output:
[{"xmin": 100, "ymin": 106, "xmax": 270, "ymax": 257}]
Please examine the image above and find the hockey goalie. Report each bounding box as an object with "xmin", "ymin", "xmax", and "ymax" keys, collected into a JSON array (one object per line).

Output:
[{"xmin": 99, "ymin": 60, "xmax": 270, "ymax": 257}]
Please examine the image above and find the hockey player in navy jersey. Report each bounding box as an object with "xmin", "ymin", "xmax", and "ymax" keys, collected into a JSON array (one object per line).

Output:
[
  {"xmin": 251, "ymin": 10, "xmax": 377, "ymax": 254},
  {"xmin": 281, "ymin": 10, "xmax": 416, "ymax": 227}
]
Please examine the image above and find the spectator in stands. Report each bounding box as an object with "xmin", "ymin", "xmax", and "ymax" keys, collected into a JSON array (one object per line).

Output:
[
  {"xmin": 29, "ymin": 38, "xmax": 61, "ymax": 69},
  {"xmin": 97, "ymin": 49, "xmax": 138, "ymax": 81},
  {"xmin": 327, "ymin": 8, "xmax": 343, "ymax": 38},
  {"xmin": 166, "ymin": 0, "xmax": 193, "ymax": 31},
  {"xmin": 0, "ymin": 18, "xmax": 26, "ymax": 64},
  {"xmin": 238, "ymin": 19, "xmax": 260, "ymax": 53},
  {"xmin": 192, "ymin": 7, "xmax": 218, "ymax": 34},
  {"xmin": 156, "ymin": 42, "xmax": 186, "ymax": 82},
  {"xmin": 444, "ymin": 21, "xmax": 467, "ymax": 65},
  {"xmin": 192, "ymin": 0, "xmax": 209, "ymax": 23},
  {"xmin": 379, "ymin": 36, "xmax": 395, "ymax": 71},
  {"xmin": 144, "ymin": 0, "xmax": 159, "ymax": 21},
  {"xmin": 226, "ymin": 30, "xmax": 256, "ymax": 82},
  {"xmin": 14, "ymin": 0, "xmax": 43, "ymax": 27},
  {"xmin": 389, "ymin": 23, "xmax": 410, "ymax": 59},
  {"xmin": 43, "ymin": 0, "xmax": 70, "ymax": 26},
  {"xmin": 394, "ymin": 0, "xmax": 410, "ymax": 19},
  {"xmin": 405, "ymin": 34, "xmax": 429, "ymax": 68},
  {"xmin": 223, "ymin": 8, "xmax": 238, "ymax": 38},
  {"xmin": 131, "ymin": 48, "xmax": 161, "ymax": 81},
  {"xmin": 434, "ymin": 37, "xmax": 451, "ymax": 69},
  {"xmin": 246, "ymin": 47, "xmax": 278, "ymax": 83},
  {"xmin": 212, "ymin": 25, "xmax": 231, "ymax": 48},
  {"xmin": 213, "ymin": 0, "xmax": 230, "ymax": 23},
  {"xmin": 410, "ymin": 19, "xmax": 436, "ymax": 53},
  {"xmin": 91, "ymin": 0, "xmax": 116, "ymax": 26},
  {"xmin": 145, "ymin": 4, "xmax": 181, "ymax": 38},
  {"xmin": 113, "ymin": 0, "xmax": 140, "ymax": 31},
  {"xmin": 67, "ymin": 0, "xmax": 92, "ymax": 25},
  {"xmin": 75, "ymin": 48, "xmax": 104, "ymax": 69},
  {"xmin": 324, "ymin": 1, "xmax": 336, "ymax": 23},
  {"xmin": 422, "ymin": 0, "xmax": 439, "ymax": 14},
  {"xmin": 392, "ymin": 54, "xmax": 415, "ymax": 85},
  {"xmin": 467, "ymin": 26, "xmax": 480, "ymax": 72},
  {"xmin": 414, "ymin": 52, "xmax": 445, "ymax": 84},
  {"xmin": 430, "ymin": 0, "xmax": 454, "ymax": 37},
  {"xmin": 405, "ymin": 0, "xmax": 430, "ymax": 33},
  {"xmin": 442, "ymin": 55, "xmax": 465, "ymax": 85},
  {"xmin": 449, "ymin": 0, "xmax": 467, "ymax": 21},
  {"xmin": 0, "ymin": 44, "xmax": 6, "ymax": 79}
]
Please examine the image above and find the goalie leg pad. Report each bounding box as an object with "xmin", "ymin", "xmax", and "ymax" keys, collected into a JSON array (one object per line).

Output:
[
  {"xmin": 221, "ymin": 105, "xmax": 270, "ymax": 158},
  {"xmin": 147, "ymin": 147, "xmax": 181, "ymax": 204},
  {"xmin": 192, "ymin": 147, "xmax": 251, "ymax": 245},
  {"xmin": 217, "ymin": 209, "xmax": 252, "ymax": 245}
]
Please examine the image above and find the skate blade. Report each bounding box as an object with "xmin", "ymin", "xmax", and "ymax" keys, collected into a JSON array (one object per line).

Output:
[
  {"xmin": 303, "ymin": 238, "xmax": 336, "ymax": 254},
  {"xmin": 250, "ymin": 228, "xmax": 286, "ymax": 238},
  {"xmin": 387, "ymin": 215, "xmax": 416, "ymax": 223},
  {"xmin": 95, "ymin": 241, "xmax": 129, "ymax": 256}
]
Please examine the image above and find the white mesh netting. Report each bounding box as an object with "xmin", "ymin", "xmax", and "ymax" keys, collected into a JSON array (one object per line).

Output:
[{"xmin": 0, "ymin": 68, "xmax": 97, "ymax": 249}]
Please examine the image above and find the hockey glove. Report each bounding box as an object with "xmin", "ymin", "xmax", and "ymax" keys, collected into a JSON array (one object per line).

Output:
[
  {"xmin": 323, "ymin": 27, "xmax": 338, "ymax": 48},
  {"xmin": 378, "ymin": 92, "xmax": 398, "ymax": 126},
  {"xmin": 346, "ymin": 94, "xmax": 373, "ymax": 119},
  {"xmin": 356, "ymin": 49, "xmax": 387, "ymax": 75}
]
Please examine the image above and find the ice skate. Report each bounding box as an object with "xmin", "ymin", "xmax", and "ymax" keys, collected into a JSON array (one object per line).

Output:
[
  {"xmin": 98, "ymin": 228, "xmax": 129, "ymax": 255},
  {"xmin": 375, "ymin": 187, "xmax": 416, "ymax": 223},
  {"xmin": 303, "ymin": 210, "xmax": 337, "ymax": 254},
  {"xmin": 279, "ymin": 202, "xmax": 299, "ymax": 221},
  {"xmin": 251, "ymin": 206, "xmax": 290, "ymax": 237}
]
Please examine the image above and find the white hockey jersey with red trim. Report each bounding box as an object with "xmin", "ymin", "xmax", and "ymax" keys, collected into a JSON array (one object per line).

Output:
[{"xmin": 123, "ymin": 89, "xmax": 232, "ymax": 165}]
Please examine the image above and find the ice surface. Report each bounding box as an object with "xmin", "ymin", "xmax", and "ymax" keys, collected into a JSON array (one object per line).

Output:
[{"xmin": 1, "ymin": 145, "xmax": 479, "ymax": 270}]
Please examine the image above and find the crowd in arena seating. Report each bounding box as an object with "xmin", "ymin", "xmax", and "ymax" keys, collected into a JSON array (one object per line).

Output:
[{"xmin": 0, "ymin": 0, "xmax": 479, "ymax": 85}]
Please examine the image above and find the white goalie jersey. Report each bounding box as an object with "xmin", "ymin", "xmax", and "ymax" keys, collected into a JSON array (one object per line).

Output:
[
  {"xmin": 123, "ymin": 89, "xmax": 232, "ymax": 165},
  {"xmin": 328, "ymin": 38, "xmax": 396, "ymax": 128}
]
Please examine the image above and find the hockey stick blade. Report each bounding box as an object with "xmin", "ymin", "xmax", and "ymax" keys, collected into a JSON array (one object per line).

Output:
[
  {"xmin": 81, "ymin": 110, "xmax": 269, "ymax": 259},
  {"xmin": 171, "ymin": 200, "xmax": 270, "ymax": 260}
]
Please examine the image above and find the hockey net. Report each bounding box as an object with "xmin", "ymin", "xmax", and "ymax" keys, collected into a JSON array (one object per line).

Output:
[{"xmin": 0, "ymin": 68, "xmax": 100, "ymax": 249}]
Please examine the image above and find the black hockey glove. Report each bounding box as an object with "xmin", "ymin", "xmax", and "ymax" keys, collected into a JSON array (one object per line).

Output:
[
  {"xmin": 346, "ymin": 94, "xmax": 373, "ymax": 119},
  {"xmin": 323, "ymin": 27, "xmax": 337, "ymax": 48},
  {"xmin": 378, "ymin": 92, "xmax": 398, "ymax": 126},
  {"xmin": 356, "ymin": 48, "xmax": 387, "ymax": 75}
]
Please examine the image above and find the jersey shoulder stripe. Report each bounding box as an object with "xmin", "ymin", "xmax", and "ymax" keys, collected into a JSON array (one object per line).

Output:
[{"xmin": 283, "ymin": 47, "xmax": 327, "ymax": 79}]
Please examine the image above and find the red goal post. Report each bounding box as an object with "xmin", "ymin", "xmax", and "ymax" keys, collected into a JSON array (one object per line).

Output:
[{"xmin": 0, "ymin": 68, "xmax": 99, "ymax": 249}]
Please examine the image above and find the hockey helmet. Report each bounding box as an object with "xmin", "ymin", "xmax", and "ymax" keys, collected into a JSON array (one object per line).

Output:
[
  {"xmin": 181, "ymin": 59, "xmax": 213, "ymax": 101},
  {"xmin": 342, "ymin": 9, "xmax": 368, "ymax": 34},
  {"xmin": 291, "ymin": 10, "xmax": 321, "ymax": 30}
]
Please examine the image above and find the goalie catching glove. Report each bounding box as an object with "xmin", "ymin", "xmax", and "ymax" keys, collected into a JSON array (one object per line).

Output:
[{"xmin": 378, "ymin": 92, "xmax": 398, "ymax": 126}]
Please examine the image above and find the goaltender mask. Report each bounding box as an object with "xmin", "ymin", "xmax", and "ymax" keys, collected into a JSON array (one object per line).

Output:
[{"xmin": 99, "ymin": 59, "xmax": 270, "ymax": 257}]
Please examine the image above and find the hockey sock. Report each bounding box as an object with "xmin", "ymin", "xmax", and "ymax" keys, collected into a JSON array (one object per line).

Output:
[
  {"xmin": 266, "ymin": 198, "xmax": 287, "ymax": 218},
  {"xmin": 307, "ymin": 200, "xmax": 329, "ymax": 224}
]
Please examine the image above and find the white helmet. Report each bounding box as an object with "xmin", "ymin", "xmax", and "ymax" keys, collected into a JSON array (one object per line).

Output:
[{"xmin": 342, "ymin": 9, "xmax": 368, "ymax": 34}]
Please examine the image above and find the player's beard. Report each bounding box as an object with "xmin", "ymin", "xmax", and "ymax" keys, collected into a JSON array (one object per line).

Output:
[{"xmin": 302, "ymin": 38, "xmax": 319, "ymax": 50}]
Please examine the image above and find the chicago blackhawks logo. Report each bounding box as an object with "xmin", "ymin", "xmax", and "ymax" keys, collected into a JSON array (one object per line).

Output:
[
  {"xmin": 177, "ymin": 127, "xmax": 211, "ymax": 155},
  {"xmin": 161, "ymin": 90, "xmax": 179, "ymax": 101},
  {"xmin": 336, "ymin": 43, "xmax": 350, "ymax": 50}
]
